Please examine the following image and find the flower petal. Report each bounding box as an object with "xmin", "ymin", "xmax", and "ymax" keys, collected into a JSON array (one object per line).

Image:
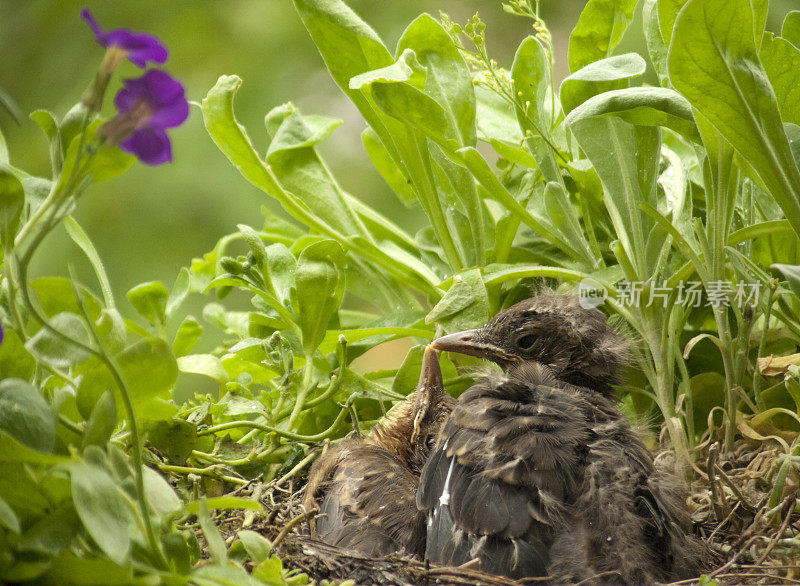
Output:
[
  {"xmin": 120, "ymin": 127, "xmax": 172, "ymax": 165},
  {"xmin": 81, "ymin": 9, "xmax": 168, "ymax": 68}
]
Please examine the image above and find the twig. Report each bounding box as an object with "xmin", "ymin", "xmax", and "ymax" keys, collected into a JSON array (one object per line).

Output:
[
  {"xmin": 707, "ymin": 443, "xmax": 727, "ymax": 522},
  {"xmin": 754, "ymin": 494, "xmax": 796, "ymax": 565},
  {"xmin": 272, "ymin": 507, "xmax": 318, "ymax": 550},
  {"xmin": 714, "ymin": 463, "xmax": 757, "ymax": 513},
  {"xmin": 708, "ymin": 535, "xmax": 763, "ymax": 578},
  {"xmin": 274, "ymin": 450, "xmax": 318, "ymax": 487}
]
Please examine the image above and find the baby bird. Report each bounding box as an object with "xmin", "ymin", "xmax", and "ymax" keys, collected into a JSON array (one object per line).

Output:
[
  {"xmin": 418, "ymin": 294, "xmax": 704, "ymax": 583},
  {"xmin": 304, "ymin": 346, "xmax": 455, "ymax": 557}
]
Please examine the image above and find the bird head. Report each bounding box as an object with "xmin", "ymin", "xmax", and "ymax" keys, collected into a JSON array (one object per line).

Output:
[{"xmin": 431, "ymin": 294, "xmax": 628, "ymax": 393}]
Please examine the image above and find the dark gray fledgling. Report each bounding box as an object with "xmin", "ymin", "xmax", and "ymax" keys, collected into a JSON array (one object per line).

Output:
[
  {"xmin": 418, "ymin": 294, "xmax": 705, "ymax": 583},
  {"xmin": 304, "ymin": 346, "xmax": 455, "ymax": 557}
]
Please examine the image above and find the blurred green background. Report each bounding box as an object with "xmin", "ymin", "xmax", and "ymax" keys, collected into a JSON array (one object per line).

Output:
[{"xmin": 1, "ymin": 0, "xmax": 795, "ymax": 333}]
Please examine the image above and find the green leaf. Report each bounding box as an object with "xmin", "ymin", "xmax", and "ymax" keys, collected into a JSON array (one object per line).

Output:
[
  {"xmin": 0, "ymin": 166, "xmax": 24, "ymax": 246},
  {"xmin": 264, "ymin": 243, "xmax": 297, "ymax": 306},
  {"xmin": 118, "ymin": 337, "xmax": 178, "ymax": 408},
  {"xmin": 127, "ymin": 281, "xmax": 168, "ymax": 327},
  {"xmin": 371, "ymin": 81, "xmax": 453, "ymax": 148},
  {"xmin": 560, "ymin": 53, "xmax": 646, "ymax": 115},
  {"xmin": 82, "ymin": 390, "xmax": 116, "ymax": 449},
  {"xmin": 143, "ymin": 466, "xmax": 182, "ymax": 518},
  {"xmin": 237, "ymin": 530, "xmax": 272, "ymax": 564},
  {"xmin": 0, "ymin": 495, "xmax": 19, "ymax": 534},
  {"xmin": 265, "ymin": 103, "xmax": 368, "ymax": 238},
  {"xmin": 0, "ymin": 383, "xmax": 53, "ymax": 457},
  {"xmin": 425, "ymin": 268, "xmax": 490, "ymax": 333},
  {"xmin": 643, "ymin": 0, "xmax": 669, "ymax": 85},
  {"xmin": 783, "ymin": 11, "xmax": 800, "ymax": 48},
  {"xmin": 773, "ymin": 263, "xmax": 800, "ymax": 298},
  {"xmin": 565, "ymin": 87, "xmax": 699, "ymax": 143},
  {"xmin": 294, "ymin": 239, "xmax": 344, "ymax": 353},
  {"xmin": 760, "ymin": 33, "xmax": 800, "ymax": 127},
  {"xmin": 238, "ymin": 223, "xmax": 267, "ymax": 269},
  {"xmin": 185, "ymin": 496, "xmax": 262, "ymax": 514},
  {"xmin": 0, "ymin": 328, "xmax": 36, "ymax": 380},
  {"xmin": 18, "ymin": 503, "xmax": 81, "ymax": 555},
  {"xmin": 349, "ymin": 48, "xmax": 424, "ymax": 90},
  {"xmin": 178, "ymin": 353, "xmax": 229, "ymax": 384},
  {"xmin": 568, "ymin": 116, "xmax": 660, "ymax": 277},
  {"xmin": 668, "ymin": 0, "xmax": 800, "ymax": 241},
  {"xmin": 145, "ymin": 418, "xmax": 198, "ymax": 464},
  {"xmin": 173, "ymin": 315, "xmax": 203, "ymax": 357},
  {"xmin": 64, "ymin": 215, "xmax": 115, "ymax": 308},
  {"xmin": 512, "ymin": 36, "xmax": 553, "ymax": 133},
  {"xmin": 362, "ymin": 127, "xmax": 416, "ymax": 206},
  {"xmin": 31, "ymin": 277, "xmax": 103, "ymax": 320},
  {"xmin": 40, "ymin": 551, "xmax": 133, "ymax": 586},
  {"xmin": 568, "ymin": 0, "xmax": 638, "ymax": 72},
  {"xmin": 25, "ymin": 311, "xmax": 94, "ymax": 368},
  {"xmin": 397, "ymin": 14, "xmax": 477, "ymax": 147},
  {"xmin": 658, "ymin": 0, "xmax": 688, "ymax": 47},
  {"xmin": 70, "ymin": 461, "xmax": 131, "ymax": 564},
  {"xmin": 166, "ymin": 267, "xmax": 191, "ymax": 320},
  {"xmin": 30, "ymin": 109, "xmax": 63, "ymax": 174}
]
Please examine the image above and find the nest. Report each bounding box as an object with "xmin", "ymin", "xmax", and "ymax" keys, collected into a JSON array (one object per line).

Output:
[{"xmin": 208, "ymin": 437, "xmax": 800, "ymax": 585}]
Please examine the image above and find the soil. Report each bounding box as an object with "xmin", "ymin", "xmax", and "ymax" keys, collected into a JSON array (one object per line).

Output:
[{"xmin": 208, "ymin": 437, "xmax": 800, "ymax": 585}]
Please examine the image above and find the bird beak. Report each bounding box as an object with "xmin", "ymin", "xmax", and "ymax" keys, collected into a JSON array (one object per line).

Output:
[
  {"xmin": 419, "ymin": 345, "xmax": 444, "ymax": 392},
  {"xmin": 431, "ymin": 329, "xmax": 515, "ymax": 365}
]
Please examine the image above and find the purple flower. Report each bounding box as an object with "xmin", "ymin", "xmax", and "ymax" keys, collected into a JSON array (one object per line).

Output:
[
  {"xmin": 100, "ymin": 70, "xmax": 189, "ymax": 165},
  {"xmin": 81, "ymin": 9, "xmax": 168, "ymax": 68},
  {"xmin": 0, "ymin": 320, "xmax": 4, "ymax": 347}
]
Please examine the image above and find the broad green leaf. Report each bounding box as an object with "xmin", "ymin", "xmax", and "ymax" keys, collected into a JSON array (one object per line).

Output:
[
  {"xmin": 348, "ymin": 48, "xmax": 424, "ymax": 90},
  {"xmin": 398, "ymin": 14, "xmax": 477, "ymax": 147},
  {"xmin": 118, "ymin": 337, "xmax": 178, "ymax": 407},
  {"xmin": 82, "ymin": 390, "xmax": 116, "ymax": 449},
  {"xmin": 542, "ymin": 182, "xmax": 591, "ymax": 257},
  {"xmin": 760, "ymin": 33, "xmax": 800, "ymax": 127},
  {"xmin": 143, "ymin": 466, "xmax": 182, "ymax": 517},
  {"xmin": 127, "ymin": 281, "xmax": 168, "ymax": 326},
  {"xmin": 783, "ymin": 11, "xmax": 800, "ymax": 48},
  {"xmin": 371, "ymin": 81, "xmax": 453, "ymax": 148},
  {"xmin": 64, "ymin": 215, "xmax": 115, "ymax": 308},
  {"xmin": 362, "ymin": 127, "xmax": 416, "ymax": 205},
  {"xmin": 237, "ymin": 530, "xmax": 272, "ymax": 564},
  {"xmin": 173, "ymin": 315, "xmax": 203, "ymax": 357},
  {"xmin": 0, "ymin": 379, "xmax": 55, "ymax": 453},
  {"xmin": 178, "ymin": 353, "xmax": 229, "ymax": 384},
  {"xmin": 568, "ymin": 0, "xmax": 638, "ymax": 72},
  {"xmin": 70, "ymin": 461, "xmax": 131, "ymax": 564},
  {"xmin": 25, "ymin": 311, "xmax": 94, "ymax": 368},
  {"xmin": 0, "ymin": 495, "xmax": 19, "ymax": 535},
  {"xmin": 0, "ymin": 328, "xmax": 36, "ymax": 379},
  {"xmin": 294, "ymin": 239, "xmax": 344, "ymax": 353},
  {"xmin": 40, "ymin": 551, "xmax": 133, "ymax": 586},
  {"xmin": 658, "ymin": 0, "xmax": 688, "ymax": 46},
  {"xmin": 18, "ymin": 503, "xmax": 81, "ymax": 555},
  {"xmin": 560, "ymin": 53, "xmax": 646, "ymax": 115},
  {"xmin": 426, "ymin": 268, "xmax": 490, "ymax": 333},
  {"xmin": 669, "ymin": 0, "xmax": 800, "ymax": 240},
  {"xmin": 475, "ymin": 85, "xmax": 523, "ymax": 143},
  {"xmin": 565, "ymin": 87, "xmax": 699, "ymax": 143},
  {"xmin": 568, "ymin": 116, "xmax": 660, "ymax": 277},
  {"xmin": 32, "ymin": 277, "xmax": 102, "ymax": 321},
  {"xmin": 0, "ymin": 166, "xmax": 24, "ymax": 246}
]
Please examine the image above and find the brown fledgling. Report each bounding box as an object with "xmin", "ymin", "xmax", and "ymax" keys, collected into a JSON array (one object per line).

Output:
[
  {"xmin": 304, "ymin": 346, "xmax": 455, "ymax": 557},
  {"xmin": 418, "ymin": 294, "xmax": 706, "ymax": 583}
]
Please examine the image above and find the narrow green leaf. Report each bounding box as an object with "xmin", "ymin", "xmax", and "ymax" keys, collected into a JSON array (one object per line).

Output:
[
  {"xmin": 143, "ymin": 465, "xmax": 183, "ymax": 518},
  {"xmin": 166, "ymin": 267, "xmax": 191, "ymax": 320},
  {"xmin": 772, "ymin": 263, "xmax": 800, "ymax": 298},
  {"xmin": 0, "ymin": 378, "xmax": 55, "ymax": 453},
  {"xmin": 371, "ymin": 82, "xmax": 453, "ymax": 148},
  {"xmin": 568, "ymin": 0, "xmax": 638, "ymax": 72},
  {"xmin": 294, "ymin": 240, "xmax": 344, "ymax": 353},
  {"xmin": 783, "ymin": 11, "xmax": 800, "ymax": 48},
  {"xmin": 30, "ymin": 109, "xmax": 63, "ymax": 174},
  {"xmin": 64, "ymin": 215, "xmax": 115, "ymax": 308},
  {"xmin": 0, "ymin": 495, "xmax": 20, "ymax": 534},
  {"xmin": 658, "ymin": 0, "xmax": 688, "ymax": 46},
  {"xmin": 0, "ymin": 166, "xmax": 24, "ymax": 246},
  {"xmin": 669, "ymin": 0, "xmax": 800, "ymax": 240},
  {"xmin": 643, "ymin": 0, "xmax": 669, "ymax": 84},
  {"xmin": 362, "ymin": 127, "xmax": 416, "ymax": 206},
  {"xmin": 512, "ymin": 36, "xmax": 553, "ymax": 133},
  {"xmin": 265, "ymin": 243, "xmax": 297, "ymax": 305},
  {"xmin": 560, "ymin": 53, "xmax": 646, "ymax": 115},
  {"xmin": 185, "ymin": 496, "xmax": 263, "ymax": 514},
  {"xmin": 237, "ymin": 224, "xmax": 267, "ymax": 269},
  {"xmin": 70, "ymin": 461, "xmax": 131, "ymax": 564}
]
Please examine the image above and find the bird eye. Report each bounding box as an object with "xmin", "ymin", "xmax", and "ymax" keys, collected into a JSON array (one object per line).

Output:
[
  {"xmin": 517, "ymin": 333, "xmax": 537, "ymax": 349},
  {"xmin": 426, "ymin": 436, "xmax": 437, "ymax": 449}
]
